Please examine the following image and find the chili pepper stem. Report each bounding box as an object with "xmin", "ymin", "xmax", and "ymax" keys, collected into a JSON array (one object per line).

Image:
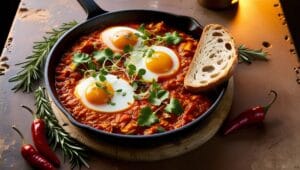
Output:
[
  {"xmin": 12, "ymin": 126, "xmax": 26, "ymax": 145},
  {"xmin": 21, "ymin": 105, "xmax": 37, "ymax": 119},
  {"xmin": 262, "ymin": 90, "xmax": 278, "ymax": 114}
]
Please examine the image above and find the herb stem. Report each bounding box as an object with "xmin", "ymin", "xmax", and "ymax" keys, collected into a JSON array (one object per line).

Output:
[
  {"xmin": 9, "ymin": 21, "xmax": 78, "ymax": 92},
  {"xmin": 34, "ymin": 86, "xmax": 89, "ymax": 169},
  {"xmin": 238, "ymin": 45, "xmax": 269, "ymax": 64}
]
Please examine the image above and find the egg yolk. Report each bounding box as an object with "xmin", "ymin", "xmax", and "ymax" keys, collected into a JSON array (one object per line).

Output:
[
  {"xmin": 146, "ymin": 51, "xmax": 173, "ymax": 74},
  {"xmin": 111, "ymin": 30, "xmax": 138, "ymax": 50},
  {"xmin": 85, "ymin": 82, "xmax": 114, "ymax": 105}
]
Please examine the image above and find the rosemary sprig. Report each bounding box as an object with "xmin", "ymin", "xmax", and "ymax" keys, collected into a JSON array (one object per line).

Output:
[
  {"xmin": 34, "ymin": 86, "xmax": 89, "ymax": 169},
  {"xmin": 9, "ymin": 21, "xmax": 78, "ymax": 92},
  {"xmin": 238, "ymin": 45, "xmax": 269, "ymax": 64}
]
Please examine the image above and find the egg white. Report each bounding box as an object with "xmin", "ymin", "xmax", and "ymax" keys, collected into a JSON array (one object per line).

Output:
[
  {"xmin": 130, "ymin": 45, "xmax": 180, "ymax": 82},
  {"xmin": 74, "ymin": 75, "xmax": 135, "ymax": 113},
  {"xmin": 100, "ymin": 26, "xmax": 143, "ymax": 52}
]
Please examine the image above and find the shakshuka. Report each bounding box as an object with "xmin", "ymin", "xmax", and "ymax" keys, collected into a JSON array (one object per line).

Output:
[{"xmin": 55, "ymin": 22, "xmax": 212, "ymax": 135}]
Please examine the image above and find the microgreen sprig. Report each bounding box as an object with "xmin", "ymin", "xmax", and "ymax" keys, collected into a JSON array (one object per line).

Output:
[
  {"xmin": 136, "ymin": 24, "xmax": 151, "ymax": 42},
  {"xmin": 156, "ymin": 31, "xmax": 182, "ymax": 45},
  {"xmin": 92, "ymin": 48, "xmax": 114, "ymax": 62},
  {"xmin": 73, "ymin": 52, "xmax": 91, "ymax": 63},
  {"xmin": 125, "ymin": 63, "xmax": 146, "ymax": 83},
  {"xmin": 136, "ymin": 23, "xmax": 182, "ymax": 46}
]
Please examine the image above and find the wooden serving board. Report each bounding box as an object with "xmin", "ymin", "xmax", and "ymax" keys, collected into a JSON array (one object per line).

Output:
[{"xmin": 50, "ymin": 78, "xmax": 234, "ymax": 161}]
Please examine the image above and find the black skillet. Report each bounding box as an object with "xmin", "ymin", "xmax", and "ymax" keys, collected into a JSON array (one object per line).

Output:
[{"xmin": 44, "ymin": 0, "xmax": 227, "ymax": 146}]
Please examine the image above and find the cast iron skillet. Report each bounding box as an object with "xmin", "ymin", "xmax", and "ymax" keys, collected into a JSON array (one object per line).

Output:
[{"xmin": 44, "ymin": 0, "xmax": 227, "ymax": 146}]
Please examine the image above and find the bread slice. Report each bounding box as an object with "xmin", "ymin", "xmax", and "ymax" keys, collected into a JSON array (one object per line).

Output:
[{"xmin": 184, "ymin": 24, "xmax": 237, "ymax": 92}]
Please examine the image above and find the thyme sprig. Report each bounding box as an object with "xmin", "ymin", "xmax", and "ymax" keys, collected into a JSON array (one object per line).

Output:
[
  {"xmin": 9, "ymin": 21, "xmax": 78, "ymax": 92},
  {"xmin": 34, "ymin": 87, "xmax": 89, "ymax": 169},
  {"xmin": 238, "ymin": 45, "xmax": 269, "ymax": 64}
]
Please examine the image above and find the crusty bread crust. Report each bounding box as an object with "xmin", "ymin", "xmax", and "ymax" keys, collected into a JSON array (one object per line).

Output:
[{"xmin": 184, "ymin": 24, "xmax": 238, "ymax": 92}]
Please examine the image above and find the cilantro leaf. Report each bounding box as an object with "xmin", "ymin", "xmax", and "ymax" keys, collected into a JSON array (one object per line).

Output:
[
  {"xmin": 160, "ymin": 31, "xmax": 182, "ymax": 45},
  {"xmin": 137, "ymin": 106, "xmax": 159, "ymax": 127},
  {"xmin": 165, "ymin": 98, "xmax": 184, "ymax": 115},
  {"xmin": 127, "ymin": 64, "xmax": 136, "ymax": 76},
  {"xmin": 87, "ymin": 61, "xmax": 96, "ymax": 70},
  {"xmin": 137, "ymin": 68, "xmax": 146, "ymax": 77},
  {"xmin": 92, "ymin": 48, "xmax": 114, "ymax": 62},
  {"xmin": 145, "ymin": 48, "xmax": 155, "ymax": 58},
  {"xmin": 99, "ymin": 68, "xmax": 108, "ymax": 75},
  {"xmin": 114, "ymin": 53, "xmax": 122, "ymax": 59},
  {"xmin": 96, "ymin": 69, "xmax": 107, "ymax": 82},
  {"xmin": 97, "ymin": 74, "xmax": 106, "ymax": 82},
  {"xmin": 136, "ymin": 24, "xmax": 151, "ymax": 40},
  {"xmin": 149, "ymin": 90, "xmax": 169, "ymax": 106},
  {"xmin": 137, "ymin": 24, "xmax": 146, "ymax": 34},
  {"xmin": 104, "ymin": 48, "xmax": 114, "ymax": 57},
  {"xmin": 148, "ymin": 81, "xmax": 169, "ymax": 106},
  {"xmin": 151, "ymin": 81, "xmax": 160, "ymax": 91},
  {"xmin": 123, "ymin": 44, "xmax": 133, "ymax": 53},
  {"xmin": 73, "ymin": 52, "xmax": 91, "ymax": 64}
]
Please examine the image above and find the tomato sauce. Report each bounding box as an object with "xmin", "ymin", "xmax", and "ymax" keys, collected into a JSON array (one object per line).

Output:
[{"xmin": 55, "ymin": 22, "xmax": 211, "ymax": 135}]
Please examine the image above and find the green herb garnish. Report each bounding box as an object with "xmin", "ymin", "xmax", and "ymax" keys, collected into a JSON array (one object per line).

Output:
[
  {"xmin": 92, "ymin": 48, "xmax": 114, "ymax": 62},
  {"xmin": 137, "ymin": 68, "xmax": 146, "ymax": 77},
  {"xmin": 87, "ymin": 61, "xmax": 97, "ymax": 70},
  {"xmin": 136, "ymin": 24, "xmax": 151, "ymax": 40},
  {"xmin": 34, "ymin": 87, "xmax": 89, "ymax": 169},
  {"xmin": 165, "ymin": 97, "xmax": 184, "ymax": 115},
  {"xmin": 73, "ymin": 52, "xmax": 91, "ymax": 64},
  {"xmin": 95, "ymin": 82, "xmax": 113, "ymax": 96},
  {"xmin": 99, "ymin": 68, "xmax": 108, "ymax": 75},
  {"xmin": 9, "ymin": 21, "xmax": 78, "ymax": 92},
  {"xmin": 123, "ymin": 44, "xmax": 133, "ymax": 53},
  {"xmin": 157, "ymin": 31, "xmax": 182, "ymax": 45},
  {"xmin": 148, "ymin": 81, "xmax": 169, "ymax": 106},
  {"xmin": 145, "ymin": 48, "xmax": 155, "ymax": 58},
  {"xmin": 137, "ymin": 106, "xmax": 159, "ymax": 127},
  {"xmin": 238, "ymin": 45, "xmax": 269, "ymax": 64},
  {"xmin": 97, "ymin": 74, "xmax": 106, "ymax": 82},
  {"xmin": 127, "ymin": 64, "xmax": 137, "ymax": 76}
]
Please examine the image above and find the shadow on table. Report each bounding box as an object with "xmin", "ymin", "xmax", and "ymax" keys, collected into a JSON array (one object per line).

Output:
[{"xmin": 0, "ymin": 0, "xmax": 20, "ymax": 54}]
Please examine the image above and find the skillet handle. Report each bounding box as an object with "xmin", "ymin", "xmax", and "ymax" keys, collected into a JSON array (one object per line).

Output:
[{"xmin": 77, "ymin": 0, "xmax": 107, "ymax": 19}]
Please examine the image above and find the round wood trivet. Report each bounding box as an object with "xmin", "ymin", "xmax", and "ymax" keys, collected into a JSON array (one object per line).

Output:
[{"xmin": 51, "ymin": 78, "xmax": 233, "ymax": 161}]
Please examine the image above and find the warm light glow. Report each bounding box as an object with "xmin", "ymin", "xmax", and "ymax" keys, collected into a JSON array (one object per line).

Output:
[{"xmin": 231, "ymin": 0, "xmax": 238, "ymax": 4}]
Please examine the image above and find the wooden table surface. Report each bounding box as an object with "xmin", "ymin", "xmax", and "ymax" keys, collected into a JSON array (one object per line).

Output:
[{"xmin": 1, "ymin": 0, "xmax": 299, "ymax": 169}]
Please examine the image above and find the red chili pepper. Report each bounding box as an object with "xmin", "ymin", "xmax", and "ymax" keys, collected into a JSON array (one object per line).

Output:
[
  {"xmin": 12, "ymin": 126, "xmax": 56, "ymax": 170},
  {"xmin": 21, "ymin": 105, "xmax": 60, "ymax": 167},
  {"xmin": 223, "ymin": 90, "xmax": 278, "ymax": 135}
]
